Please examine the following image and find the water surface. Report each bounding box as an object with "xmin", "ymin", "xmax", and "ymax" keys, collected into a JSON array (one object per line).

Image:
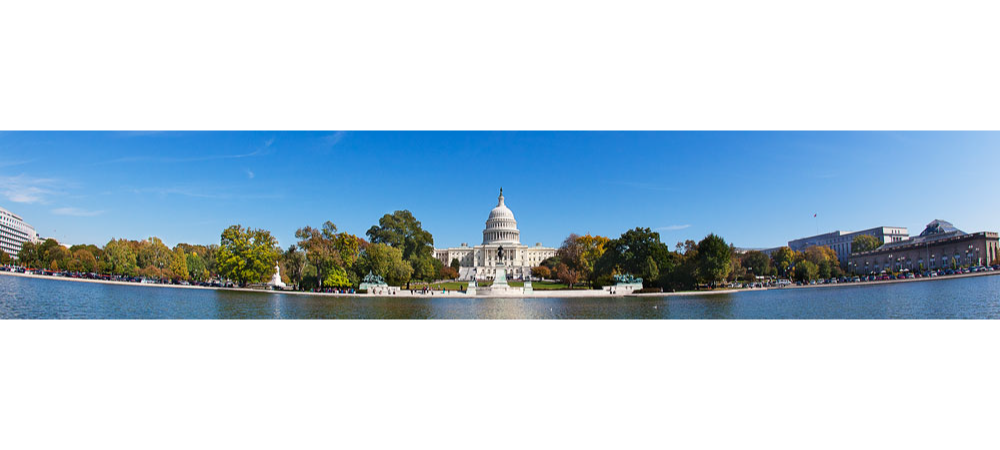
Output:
[{"xmin": 2, "ymin": 274, "xmax": 999, "ymax": 319}]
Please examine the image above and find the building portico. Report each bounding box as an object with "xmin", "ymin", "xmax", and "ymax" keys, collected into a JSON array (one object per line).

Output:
[{"xmin": 434, "ymin": 189, "xmax": 556, "ymax": 281}]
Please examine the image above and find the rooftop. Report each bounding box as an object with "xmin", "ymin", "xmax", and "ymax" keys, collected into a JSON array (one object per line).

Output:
[{"xmin": 882, "ymin": 219, "xmax": 966, "ymax": 249}]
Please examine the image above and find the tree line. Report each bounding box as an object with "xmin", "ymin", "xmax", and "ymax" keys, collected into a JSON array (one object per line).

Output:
[
  {"xmin": 531, "ymin": 227, "xmax": 854, "ymax": 290},
  {"xmin": 529, "ymin": 228, "xmax": 738, "ymax": 291},
  {"xmin": 16, "ymin": 236, "xmax": 216, "ymax": 283},
  {"xmin": 7, "ymin": 210, "xmax": 865, "ymax": 290},
  {"xmin": 10, "ymin": 209, "xmax": 451, "ymax": 290}
]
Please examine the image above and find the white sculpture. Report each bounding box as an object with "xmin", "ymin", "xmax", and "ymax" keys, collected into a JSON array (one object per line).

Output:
[{"xmin": 268, "ymin": 263, "xmax": 287, "ymax": 289}]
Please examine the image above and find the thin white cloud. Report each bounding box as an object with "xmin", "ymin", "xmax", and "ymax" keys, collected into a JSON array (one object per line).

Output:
[
  {"xmin": 95, "ymin": 137, "xmax": 277, "ymax": 165},
  {"xmin": 52, "ymin": 207, "xmax": 106, "ymax": 217},
  {"xmin": 0, "ymin": 174, "xmax": 61, "ymax": 204},
  {"xmin": 97, "ymin": 148, "xmax": 268, "ymax": 165},
  {"xmin": 0, "ymin": 159, "xmax": 34, "ymax": 168},
  {"xmin": 323, "ymin": 131, "xmax": 346, "ymax": 147},
  {"xmin": 246, "ymin": 169, "xmax": 255, "ymax": 179},
  {"xmin": 656, "ymin": 224, "xmax": 691, "ymax": 232},
  {"xmin": 131, "ymin": 186, "xmax": 282, "ymax": 201}
]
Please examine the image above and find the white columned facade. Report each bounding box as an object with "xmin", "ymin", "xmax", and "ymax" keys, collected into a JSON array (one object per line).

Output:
[{"xmin": 434, "ymin": 189, "xmax": 557, "ymax": 281}]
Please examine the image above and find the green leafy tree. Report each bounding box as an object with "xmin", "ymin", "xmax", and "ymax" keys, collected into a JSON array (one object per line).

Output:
[
  {"xmin": 595, "ymin": 227, "xmax": 674, "ymax": 288},
  {"xmin": 577, "ymin": 234, "xmax": 611, "ymax": 286},
  {"xmin": 280, "ymin": 245, "xmax": 307, "ymax": 288},
  {"xmin": 410, "ymin": 254, "xmax": 437, "ymax": 282},
  {"xmin": 46, "ymin": 245, "xmax": 71, "ymax": 271},
  {"xmin": 103, "ymin": 238, "xmax": 138, "ymax": 276},
  {"xmin": 217, "ymin": 225, "xmax": 281, "ymax": 287},
  {"xmin": 323, "ymin": 266, "xmax": 351, "ymax": 288},
  {"xmin": 137, "ymin": 237, "xmax": 171, "ymax": 271},
  {"xmin": 770, "ymin": 247, "xmax": 798, "ymax": 277},
  {"xmin": 450, "ymin": 258, "xmax": 461, "ymax": 272},
  {"xmin": 296, "ymin": 222, "xmax": 342, "ymax": 290},
  {"xmin": 660, "ymin": 243, "xmax": 698, "ymax": 291},
  {"xmin": 540, "ymin": 256, "xmax": 562, "ymax": 270},
  {"xmin": 696, "ymin": 234, "xmax": 732, "ymax": 286},
  {"xmin": 642, "ymin": 256, "xmax": 659, "ymax": 283},
  {"xmin": 186, "ymin": 252, "xmax": 209, "ymax": 282},
  {"xmin": 852, "ymin": 235, "xmax": 883, "ymax": 254},
  {"xmin": 0, "ymin": 251, "xmax": 11, "ymax": 266},
  {"xmin": 69, "ymin": 244, "xmax": 104, "ymax": 262},
  {"xmin": 37, "ymin": 239, "xmax": 61, "ymax": 267},
  {"xmin": 334, "ymin": 233, "xmax": 365, "ymax": 269},
  {"xmin": 793, "ymin": 260, "xmax": 819, "ymax": 282},
  {"xmin": 741, "ymin": 250, "xmax": 772, "ymax": 278},
  {"xmin": 170, "ymin": 248, "xmax": 189, "ymax": 281},
  {"xmin": 17, "ymin": 241, "xmax": 40, "ymax": 268},
  {"xmin": 71, "ymin": 249, "xmax": 98, "ymax": 273},
  {"xmin": 357, "ymin": 243, "xmax": 413, "ymax": 286},
  {"xmin": 557, "ymin": 233, "xmax": 613, "ymax": 286},
  {"xmin": 203, "ymin": 244, "xmax": 220, "ymax": 277},
  {"xmin": 804, "ymin": 246, "xmax": 838, "ymax": 267},
  {"xmin": 817, "ymin": 260, "xmax": 832, "ymax": 279},
  {"xmin": 66, "ymin": 258, "xmax": 84, "ymax": 273},
  {"xmin": 432, "ymin": 257, "xmax": 444, "ymax": 279},
  {"xmin": 366, "ymin": 210, "xmax": 434, "ymax": 261}
]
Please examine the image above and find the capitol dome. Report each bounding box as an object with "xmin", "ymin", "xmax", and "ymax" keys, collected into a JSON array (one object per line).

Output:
[{"xmin": 483, "ymin": 188, "xmax": 521, "ymax": 245}]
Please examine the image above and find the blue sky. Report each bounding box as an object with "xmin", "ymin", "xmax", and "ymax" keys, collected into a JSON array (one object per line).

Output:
[{"xmin": 1, "ymin": 131, "xmax": 998, "ymax": 250}]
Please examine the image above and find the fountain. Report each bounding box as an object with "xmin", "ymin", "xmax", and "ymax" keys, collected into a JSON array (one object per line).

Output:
[{"xmin": 268, "ymin": 264, "xmax": 287, "ymax": 290}]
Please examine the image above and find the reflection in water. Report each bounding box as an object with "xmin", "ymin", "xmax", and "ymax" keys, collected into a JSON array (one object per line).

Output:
[{"xmin": 2, "ymin": 274, "xmax": 1000, "ymax": 319}]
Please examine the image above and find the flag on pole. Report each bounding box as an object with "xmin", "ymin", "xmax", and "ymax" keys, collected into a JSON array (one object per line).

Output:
[{"xmin": 814, "ymin": 214, "xmax": 817, "ymax": 218}]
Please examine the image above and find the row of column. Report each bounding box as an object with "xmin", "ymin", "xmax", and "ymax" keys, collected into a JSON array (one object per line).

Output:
[{"xmin": 490, "ymin": 231, "xmax": 518, "ymax": 242}]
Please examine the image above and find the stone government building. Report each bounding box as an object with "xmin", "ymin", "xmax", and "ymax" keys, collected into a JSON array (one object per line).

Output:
[
  {"xmin": 434, "ymin": 189, "xmax": 556, "ymax": 281},
  {"xmin": 787, "ymin": 226, "xmax": 910, "ymax": 264},
  {"xmin": 848, "ymin": 220, "xmax": 1000, "ymax": 274}
]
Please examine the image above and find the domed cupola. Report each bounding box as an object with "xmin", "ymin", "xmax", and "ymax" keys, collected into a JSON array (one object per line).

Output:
[{"xmin": 483, "ymin": 188, "xmax": 521, "ymax": 245}]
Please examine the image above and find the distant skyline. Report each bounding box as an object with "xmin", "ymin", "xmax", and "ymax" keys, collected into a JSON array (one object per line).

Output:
[{"xmin": 1, "ymin": 131, "xmax": 998, "ymax": 250}]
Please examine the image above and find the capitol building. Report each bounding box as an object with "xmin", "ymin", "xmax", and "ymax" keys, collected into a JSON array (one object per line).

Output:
[{"xmin": 434, "ymin": 189, "xmax": 556, "ymax": 281}]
